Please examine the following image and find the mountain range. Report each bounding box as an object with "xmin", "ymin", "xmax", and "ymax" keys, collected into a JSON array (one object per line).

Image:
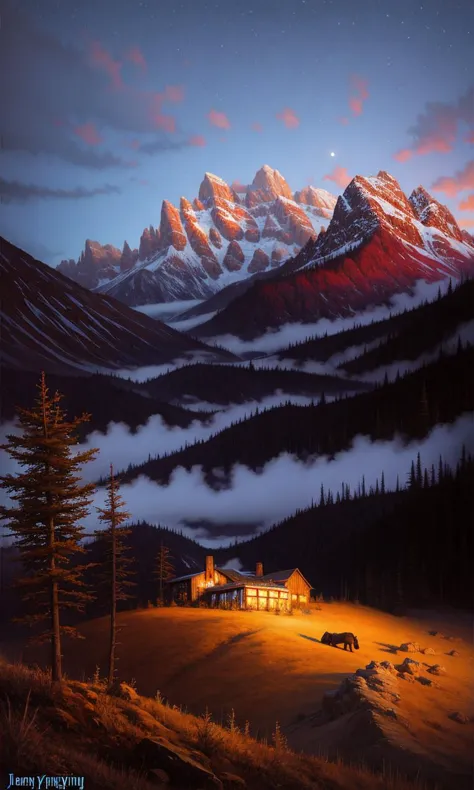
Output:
[
  {"xmin": 191, "ymin": 172, "xmax": 474, "ymax": 339},
  {"xmin": 56, "ymin": 165, "xmax": 336, "ymax": 304}
]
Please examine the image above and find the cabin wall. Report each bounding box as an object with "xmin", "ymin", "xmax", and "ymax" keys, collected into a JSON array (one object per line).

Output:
[{"xmin": 286, "ymin": 571, "xmax": 311, "ymax": 605}]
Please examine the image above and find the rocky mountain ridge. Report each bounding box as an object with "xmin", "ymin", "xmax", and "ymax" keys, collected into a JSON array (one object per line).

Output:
[{"xmin": 56, "ymin": 165, "xmax": 337, "ymax": 304}]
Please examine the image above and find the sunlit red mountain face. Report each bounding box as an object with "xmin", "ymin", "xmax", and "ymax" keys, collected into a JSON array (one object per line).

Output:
[
  {"xmin": 192, "ymin": 171, "xmax": 474, "ymax": 340},
  {"xmin": 56, "ymin": 165, "xmax": 337, "ymax": 304}
]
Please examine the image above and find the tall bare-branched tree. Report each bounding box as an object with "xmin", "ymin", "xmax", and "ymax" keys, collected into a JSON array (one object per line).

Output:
[
  {"xmin": 96, "ymin": 464, "xmax": 134, "ymax": 686},
  {"xmin": 0, "ymin": 373, "xmax": 98, "ymax": 682}
]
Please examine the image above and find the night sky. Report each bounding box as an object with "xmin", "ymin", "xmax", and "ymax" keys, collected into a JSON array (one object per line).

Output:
[{"xmin": 1, "ymin": 0, "xmax": 473, "ymax": 267}]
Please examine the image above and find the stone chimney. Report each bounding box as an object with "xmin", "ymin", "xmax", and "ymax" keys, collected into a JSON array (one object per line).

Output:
[
  {"xmin": 256, "ymin": 562, "xmax": 263, "ymax": 577},
  {"xmin": 205, "ymin": 555, "xmax": 214, "ymax": 582}
]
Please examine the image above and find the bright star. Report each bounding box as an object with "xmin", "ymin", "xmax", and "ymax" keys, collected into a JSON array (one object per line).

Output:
[{"xmin": 330, "ymin": 151, "xmax": 336, "ymax": 157}]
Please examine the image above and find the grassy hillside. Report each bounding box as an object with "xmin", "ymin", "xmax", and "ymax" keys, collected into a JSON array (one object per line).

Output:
[{"xmin": 2, "ymin": 604, "xmax": 471, "ymax": 788}]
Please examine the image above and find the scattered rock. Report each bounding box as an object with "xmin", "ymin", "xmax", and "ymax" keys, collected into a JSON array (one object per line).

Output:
[
  {"xmin": 397, "ymin": 672, "xmax": 415, "ymax": 683},
  {"xmin": 399, "ymin": 642, "xmax": 421, "ymax": 653},
  {"xmin": 427, "ymin": 665, "xmax": 446, "ymax": 676},
  {"xmin": 134, "ymin": 737, "xmax": 223, "ymax": 789},
  {"xmin": 220, "ymin": 772, "xmax": 247, "ymax": 789},
  {"xmin": 447, "ymin": 650, "xmax": 460, "ymax": 657},
  {"xmin": 421, "ymin": 647, "xmax": 436, "ymax": 655},
  {"xmin": 397, "ymin": 658, "xmax": 421, "ymax": 676},
  {"xmin": 107, "ymin": 681, "xmax": 140, "ymax": 702},
  {"xmin": 148, "ymin": 768, "xmax": 170, "ymax": 784},
  {"xmin": 428, "ymin": 630, "xmax": 439, "ymax": 636},
  {"xmin": 449, "ymin": 712, "xmax": 470, "ymax": 724},
  {"xmin": 417, "ymin": 676, "xmax": 437, "ymax": 687}
]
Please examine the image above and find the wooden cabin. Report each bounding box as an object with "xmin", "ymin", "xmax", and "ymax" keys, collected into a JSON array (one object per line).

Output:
[
  {"xmin": 261, "ymin": 568, "xmax": 312, "ymax": 607},
  {"xmin": 165, "ymin": 557, "xmax": 311, "ymax": 610}
]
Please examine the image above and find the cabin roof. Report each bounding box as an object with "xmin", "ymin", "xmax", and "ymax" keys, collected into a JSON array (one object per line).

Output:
[
  {"xmin": 262, "ymin": 568, "xmax": 313, "ymax": 587},
  {"xmin": 165, "ymin": 571, "xmax": 203, "ymax": 584}
]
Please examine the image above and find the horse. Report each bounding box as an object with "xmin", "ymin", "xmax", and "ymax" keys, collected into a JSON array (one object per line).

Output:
[{"xmin": 321, "ymin": 631, "xmax": 359, "ymax": 652}]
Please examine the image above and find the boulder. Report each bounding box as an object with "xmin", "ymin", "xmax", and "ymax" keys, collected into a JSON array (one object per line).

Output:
[
  {"xmin": 399, "ymin": 642, "xmax": 420, "ymax": 653},
  {"xmin": 449, "ymin": 712, "xmax": 470, "ymax": 724},
  {"xmin": 427, "ymin": 665, "xmax": 446, "ymax": 676},
  {"xmin": 447, "ymin": 650, "xmax": 460, "ymax": 657},
  {"xmin": 421, "ymin": 647, "xmax": 436, "ymax": 655},
  {"xmin": 107, "ymin": 681, "xmax": 140, "ymax": 702},
  {"xmin": 134, "ymin": 737, "xmax": 222, "ymax": 788},
  {"xmin": 397, "ymin": 658, "xmax": 421, "ymax": 675},
  {"xmin": 148, "ymin": 768, "xmax": 170, "ymax": 784}
]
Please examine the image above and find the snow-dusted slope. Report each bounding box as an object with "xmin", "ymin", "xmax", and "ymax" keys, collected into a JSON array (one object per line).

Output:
[
  {"xmin": 56, "ymin": 166, "xmax": 337, "ymax": 306},
  {"xmin": 0, "ymin": 236, "xmax": 235, "ymax": 374},
  {"xmin": 192, "ymin": 171, "xmax": 474, "ymax": 340}
]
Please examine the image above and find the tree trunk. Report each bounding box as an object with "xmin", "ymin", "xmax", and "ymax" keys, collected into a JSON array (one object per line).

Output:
[
  {"xmin": 49, "ymin": 517, "xmax": 62, "ymax": 683},
  {"xmin": 108, "ymin": 519, "xmax": 117, "ymax": 687}
]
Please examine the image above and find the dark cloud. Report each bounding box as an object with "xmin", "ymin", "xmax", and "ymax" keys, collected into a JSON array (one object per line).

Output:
[
  {"xmin": 0, "ymin": 178, "xmax": 121, "ymax": 203},
  {"xmin": 0, "ymin": 5, "xmax": 192, "ymax": 168}
]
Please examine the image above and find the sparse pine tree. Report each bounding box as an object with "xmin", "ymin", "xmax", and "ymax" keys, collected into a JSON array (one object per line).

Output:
[
  {"xmin": 423, "ymin": 468, "xmax": 429, "ymax": 489},
  {"xmin": 416, "ymin": 453, "xmax": 423, "ymax": 487},
  {"xmin": 95, "ymin": 464, "xmax": 134, "ymax": 686},
  {"xmin": 155, "ymin": 541, "xmax": 175, "ymax": 604},
  {"xmin": 430, "ymin": 464, "xmax": 436, "ymax": 487},
  {"xmin": 408, "ymin": 460, "xmax": 416, "ymax": 490},
  {"xmin": 361, "ymin": 475, "xmax": 366, "ymax": 497},
  {"xmin": 375, "ymin": 478, "xmax": 380, "ymax": 495},
  {"xmin": 395, "ymin": 474, "xmax": 400, "ymax": 493},
  {"xmin": 319, "ymin": 483, "xmax": 325, "ymax": 507},
  {"xmin": 0, "ymin": 373, "xmax": 98, "ymax": 682},
  {"xmin": 380, "ymin": 471, "xmax": 385, "ymax": 495}
]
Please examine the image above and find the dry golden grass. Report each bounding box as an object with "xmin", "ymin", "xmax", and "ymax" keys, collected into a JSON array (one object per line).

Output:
[{"xmin": 0, "ymin": 653, "xmax": 440, "ymax": 790}]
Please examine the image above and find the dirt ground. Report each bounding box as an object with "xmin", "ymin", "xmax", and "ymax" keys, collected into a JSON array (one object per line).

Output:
[{"xmin": 4, "ymin": 602, "xmax": 473, "ymax": 774}]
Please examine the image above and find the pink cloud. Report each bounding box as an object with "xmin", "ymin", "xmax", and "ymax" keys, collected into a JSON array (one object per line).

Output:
[
  {"xmin": 394, "ymin": 148, "xmax": 413, "ymax": 163},
  {"xmin": 349, "ymin": 75, "xmax": 369, "ymax": 117},
  {"xmin": 231, "ymin": 180, "xmax": 246, "ymax": 192},
  {"xmin": 89, "ymin": 41, "xmax": 123, "ymax": 90},
  {"xmin": 153, "ymin": 114, "xmax": 176, "ymax": 133},
  {"xmin": 74, "ymin": 122, "xmax": 102, "ymax": 146},
  {"xmin": 431, "ymin": 160, "xmax": 474, "ymax": 198},
  {"xmin": 459, "ymin": 218, "xmax": 474, "ymax": 229},
  {"xmin": 276, "ymin": 108, "xmax": 300, "ymax": 129},
  {"xmin": 323, "ymin": 165, "xmax": 351, "ymax": 189},
  {"xmin": 459, "ymin": 193, "xmax": 474, "ymax": 211},
  {"xmin": 393, "ymin": 89, "xmax": 473, "ymax": 161},
  {"xmin": 189, "ymin": 135, "xmax": 206, "ymax": 147},
  {"xmin": 208, "ymin": 109, "xmax": 231, "ymax": 129},
  {"xmin": 126, "ymin": 139, "xmax": 141, "ymax": 150},
  {"xmin": 126, "ymin": 46, "xmax": 147, "ymax": 71},
  {"xmin": 251, "ymin": 122, "xmax": 263, "ymax": 133},
  {"xmin": 338, "ymin": 116, "xmax": 349, "ymax": 126},
  {"xmin": 164, "ymin": 85, "xmax": 185, "ymax": 103}
]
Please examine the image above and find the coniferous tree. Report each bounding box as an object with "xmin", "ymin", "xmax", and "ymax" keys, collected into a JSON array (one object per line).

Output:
[
  {"xmin": 380, "ymin": 471, "xmax": 386, "ymax": 495},
  {"xmin": 155, "ymin": 541, "xmax": 175, "ymax": 604},
  {"xmin": 95, "ymin": 464, "xmax": 134, "ymax": 686},
  {"xmin": 0, "ymin": 373, "xmax": 98, "ymax": 682},
  {"xmin": 416, "ymin": 453, "xmax": 423, "ymax": 487}
]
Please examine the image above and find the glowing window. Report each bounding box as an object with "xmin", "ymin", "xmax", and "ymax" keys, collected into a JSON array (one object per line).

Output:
[{"xmin": 246, "ymin": 588, "xmax": 256, "ymax": 596}]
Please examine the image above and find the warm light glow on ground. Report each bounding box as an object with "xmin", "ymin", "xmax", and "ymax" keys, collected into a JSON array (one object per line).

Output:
[{"xmin": 14, "ymin": 603, "xmax": 474, "ymax": 768}]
